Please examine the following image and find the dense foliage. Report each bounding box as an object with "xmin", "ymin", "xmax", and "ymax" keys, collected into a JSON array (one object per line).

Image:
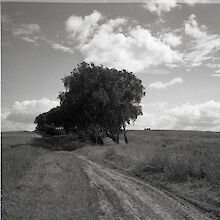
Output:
[{"xmin": 35, "ymin": 62, "xmax": 145, "ymax": 144}]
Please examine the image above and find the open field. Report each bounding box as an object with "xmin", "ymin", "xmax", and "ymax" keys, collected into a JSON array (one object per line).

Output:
[
  {"xmin": 1, "ymin": 132, "xmax": 99, "ymax": 220},
  {"xmin": 2, "ymin": 132, "xmax": 45, "ymax": 193},
  {"xmin": 2, "ymin": 130, "xmax": 220, "ymax": 219},
  {"xmin": 77, "ymin": 130, "xmax": 220, "ymax": 218}
]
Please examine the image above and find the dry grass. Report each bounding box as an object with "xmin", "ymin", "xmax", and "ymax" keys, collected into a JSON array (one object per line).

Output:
[
  {"xmin": 2, "ymin": 130, "xmax": 220, "ymax": 218},
  {"xmin": 99, "ymin": 130, "xmax": 220, "ymax": 218},
  {"xmin": 78, "ymin": 130, "xmax": 220, "ymax": 218},
  {"xmin": 111, "ymin": 130, "xmax": 220, "ymax": 184},
  {"xmin": 2, "ymin": 132, "xmax": 47, "ymax": 192},
  {"xmin": 76, "ymin": 129, "xmax": 220, "ymax": 217},
  {"xmin": 2, "ymin": 132, "xmax": 100, "ymax": 220},
  {"xmin": 1, "ymin": 132, "xmax": 88, "ymax": 193}
]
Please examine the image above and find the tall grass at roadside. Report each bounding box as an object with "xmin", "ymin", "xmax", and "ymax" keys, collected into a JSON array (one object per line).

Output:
[
  {"xmin": 146, "ymin": 145, "xmax": 220, "ymax": 183},
  {"xmin": 2, "ymin": 145, "xmax": 46, "ymax": 191},
  {"xmin": 110, "ymin": 130, "xmax": 220, "ymax": 184},
  {"xmin": 76, "ymin": 130, "xmax": 220, "ymax": 218}
]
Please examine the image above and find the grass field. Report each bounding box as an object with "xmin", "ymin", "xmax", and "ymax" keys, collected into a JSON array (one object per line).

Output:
[
  {"xmin": 1, "ymin": 132, "xmax": 100, "ymax": 220},
  {"xmin": 78, "ymin": 130, "xmax": 220, "ymax": 218},
  {"xmin": 1, "ymin": 132, "xmax": 47, "ymax": 202},
  {"xmin": 2, "ymin": 130, "xmax": 220, "ymax": 218},
  {"xmin": 113, "ymin": 130, "xmax": 220, "ymax": 183}
]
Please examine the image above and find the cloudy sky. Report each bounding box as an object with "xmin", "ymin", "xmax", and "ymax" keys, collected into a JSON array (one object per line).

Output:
[{"xmin": 1, "ymin": 0, "xmax": 220, "ymax": 131}]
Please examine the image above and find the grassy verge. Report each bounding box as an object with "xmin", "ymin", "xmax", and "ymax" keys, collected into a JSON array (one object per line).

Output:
[
  {"xmin": 2, "ymin": 145, "xmax": 46, "ymax": 191},
  {"xmin": 1, "ymin": 132, "xmax": 47, "ymax": 193},
  {"xmin": 2, "ymin": 132, "xmax": 100, "ymax": 220},
  {"xmin": 2, "ymin": 132, "xmax": 89, "ymax": 192}
]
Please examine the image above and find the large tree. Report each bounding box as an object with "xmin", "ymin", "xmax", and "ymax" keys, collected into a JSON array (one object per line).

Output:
[{"xmin": 58, "ymin": 62, "xmax": 145, "ymax": 143}]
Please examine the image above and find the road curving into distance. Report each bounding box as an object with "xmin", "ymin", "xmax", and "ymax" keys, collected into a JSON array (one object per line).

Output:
[
  {"xmin": 78, "ymin": 154, "xmax": 211, "ymax": 220},
  {"xmin": 3, "ymin": 147, "xmax": 211, "ymax": 220}
]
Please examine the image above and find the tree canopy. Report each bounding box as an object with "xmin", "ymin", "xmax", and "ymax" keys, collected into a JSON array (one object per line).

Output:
[{"xmin": 35, "ymin": 62, "xmax": 145, "ymax": 144}]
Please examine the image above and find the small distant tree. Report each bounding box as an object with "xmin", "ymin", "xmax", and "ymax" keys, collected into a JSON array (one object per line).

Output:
[{"xmin": 58, "ymin": 62, "xmax": 145, "ymax": 144}]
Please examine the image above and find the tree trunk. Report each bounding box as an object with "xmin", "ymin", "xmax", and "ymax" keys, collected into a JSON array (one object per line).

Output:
[{"xmin": 123, "ymin": 123, "xmax": 128, "ymax": 144}]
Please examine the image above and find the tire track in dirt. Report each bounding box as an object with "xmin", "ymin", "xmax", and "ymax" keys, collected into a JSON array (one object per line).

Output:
[{"xmin": 78, "ymin": 155, "xmax": 211, "ymax": 220}]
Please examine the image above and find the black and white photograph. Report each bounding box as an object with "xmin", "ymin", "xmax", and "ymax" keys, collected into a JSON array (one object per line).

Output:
[{"xmin": 1, "ymin": 0, "xmax": 220, "ymax": 219}]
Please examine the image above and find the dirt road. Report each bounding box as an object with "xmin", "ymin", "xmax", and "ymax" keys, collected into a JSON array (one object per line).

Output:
[
  {"xmin": 3, "ymin": 150, "xmax": 211, "ymax": 220},
  {"xmin": 78, "ymin": 155, "xmax": 210, "ymax": 220}
]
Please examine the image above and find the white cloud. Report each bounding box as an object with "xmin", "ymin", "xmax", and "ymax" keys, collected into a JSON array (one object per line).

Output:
[
  {"xmin": 12, "ymin": 23, "xmax": 41, "ymax": 43},
  {"xmin": 166, "ymin": 64, "xmax": 179, "ymax": 68},
  {"xmin": 215, "ymin": 69, "xmax": 220, "ymax": 73},
  {"xmin": 182, "ymin": 0, "xmax": 210, "ymax": 5},
  {"xmin": 51, "ymin": 43, "xmax": 74, "ymax": 54},
  {"xmin": 184, "ymin": 14, "xmax": 220, "ymax": 67},
  {"xmin": 161, "ymin": 32, "xmax": 182, "ymax": 47},
  {"xmin": 1, "ymin": 98, "xmax": 59, "ymax": 131},
  {"xmin": 130, "ymin": 100, "xmax": 220, "ymax": 131},
  {"xmin": 12, "ymin": 23, "xmax": 41, "ymax": 36},
  {"xmin": 2, "ymin": 15, "xmax": 73, "ymax": 54},
  {"xmin": 211, "ymin": 74, "xmax": 220, "ymax": 77},
  {"xmin": 64, "ymin": 11, "xmax": 183, "ymax": 72},
  {"xmin": 78, "ymin": 15, "xmax": 182, "ymax": 73},
  {"xmin": 2, "ymin": 15, "xmax": 41, "ymax": 44},
  {"xmin": 184, "ymin": 14, "xmax": 206, "ymax": 39},
  {"xmin": 127, "ymin": 112, "xmax": 175, "ymax": 130},
  {"xmin": 169, "ymin": 100, "xmax": 220, "ymax": 130},
  {"xmin": 1, "ymin": 120, "xmax": 37, "ymax": 132},
  {"xmin": 205, "ymin": 63, "xmax": 220, "ymax": 69},
  {"xmin": 149, "ymin": 77, "xmax": 183, "ymax": 89},
  {"xmin": 143, "ymin": 0, "xmax": 177, "ymax": 16},
  {"xmin": 20, "ymin": 36, "xmax": 36, "ymax": 43},
  {"xmin": 38, "ymin": 36, "xmax": 75, "ymax": 54},
  {"xmin": 143, "ymin": 0, "xmax": 210, "ymax": 16},
  {"xmin": 65, "ymin": 10, "xmax": 102, "ymax": 43}
]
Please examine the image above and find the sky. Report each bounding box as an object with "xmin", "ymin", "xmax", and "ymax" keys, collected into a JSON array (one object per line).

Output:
[{"xmin": 1, "ymin": 0, "xmax": 220, "ymax": 131}]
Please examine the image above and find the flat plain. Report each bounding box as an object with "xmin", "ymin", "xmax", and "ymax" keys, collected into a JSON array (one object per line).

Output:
[{"xmin": 2, "ymin": 130, "xmax": 220, "ymax": 219}]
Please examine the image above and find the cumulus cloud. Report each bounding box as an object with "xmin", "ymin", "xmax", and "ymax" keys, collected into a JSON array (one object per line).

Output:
[
  {"xmin": 169, "ymin": 100, "xmax": 220, "ymax": 130},
  {"xmin": 184, "ymin": 14, "xmax": 220, "ymax": 67},
  {"xmin": 74, "ymin": 12, "xmax": 182, "ymax": 73},
  {"xmin": 149, "ymin": 77, "xmax": 183, "ymax": 89},
  {"xmin": 184, "ymin": 14, "xmax": 207, "ymax": 39},
  {"xmin": 143, "ymin": 0, "xmax": 178, "ymax": 16},
  {"xmin": 143, "ymin": 0, "xmax": 210, "ymax": 15},
  {"xmin": 65, "ymin": 10, "xmax": 102, "ymax": 43},
  {"xmin": 130, "ymin": 100, "xmax": 220, "ymax": 131},
  {"xmin": 1, "ymin": 98, "xmax": 59, "ymax": 131},
  {"xmin": 161, "ymin": 32, "xmax": 182, "ymax": 47}
]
